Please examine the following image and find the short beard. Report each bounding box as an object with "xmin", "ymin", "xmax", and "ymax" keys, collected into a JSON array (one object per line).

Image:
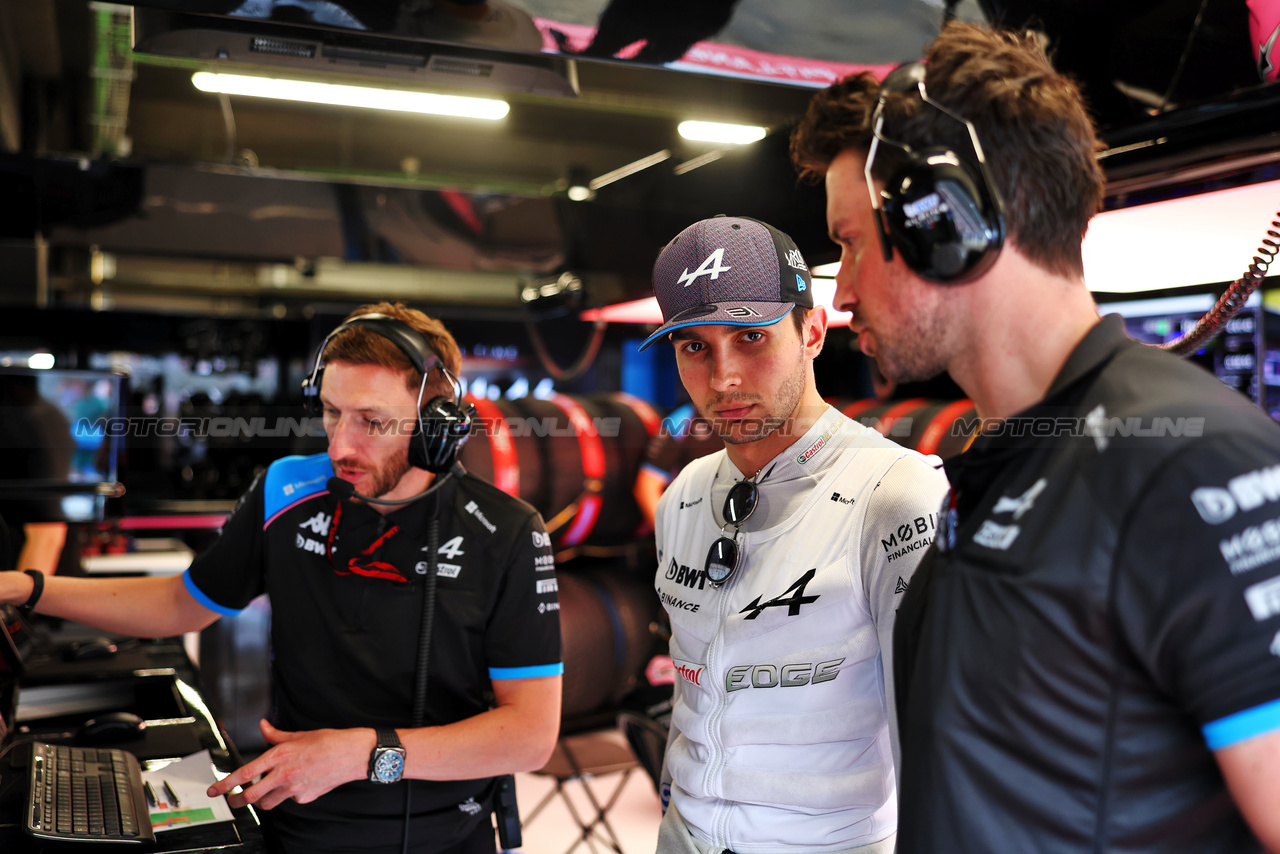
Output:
[
  {"xmin": 334, "ymin": 448, "xmax": 414, "ymax": 500},
  {"xmin": 703, "ymin": 350, "xmax": 806, "ymax": 446},
  {"xmin": 863, "ymin": 285, "xmax": 950, "ymax": 384},
  {"xmin": 367, "ymin": 450, "xmax": 413, "ymax": 498}
]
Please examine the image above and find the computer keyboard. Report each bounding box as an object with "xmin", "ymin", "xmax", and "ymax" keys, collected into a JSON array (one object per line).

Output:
[{"xmin": 24, "ymin": 741, "xmax": 155, "ymax": 844}]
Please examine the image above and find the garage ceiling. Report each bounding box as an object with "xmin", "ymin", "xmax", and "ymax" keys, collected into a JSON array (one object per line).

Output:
[{"xmin": 1, "ymin": 0, "xmax": 1276, "ymax": 314}]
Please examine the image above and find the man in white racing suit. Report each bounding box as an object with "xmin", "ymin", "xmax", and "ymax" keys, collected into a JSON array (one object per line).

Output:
[{"xmin": 637, "ymin": 216, "xmax": 948, "ymax": 853}]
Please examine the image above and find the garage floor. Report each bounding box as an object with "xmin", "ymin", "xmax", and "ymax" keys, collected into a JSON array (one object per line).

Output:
[{"xmin": 513, "ymin": 728, "xmax": 662, "ymax": 854}]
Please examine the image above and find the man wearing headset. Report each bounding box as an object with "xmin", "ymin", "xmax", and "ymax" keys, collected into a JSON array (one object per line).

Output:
[
  {"xmin": 640, "ymin": 215, "xmax": 948, "ymax": 854},
  {"xmin": 0, "ymin": 302, "xmax": 563, "ymax": 853},
  {"xmin": 791, "ymin": 22, "xmax": 1280, "ymax": 854}
]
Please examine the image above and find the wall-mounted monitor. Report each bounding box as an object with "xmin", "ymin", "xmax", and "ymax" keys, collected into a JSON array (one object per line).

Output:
[
  {"xmin": 1100, "ymin": 291, "xmax": 1280, "ymax": 421},
  {"xmin": 0, "ymin": 367, "xmax": 127, "ymax": 523}
]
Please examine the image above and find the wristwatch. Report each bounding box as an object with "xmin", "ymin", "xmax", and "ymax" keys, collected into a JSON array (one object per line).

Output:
[{"xmin": 368, "ymin": 728, "xmax": 406, "ymax": 784}]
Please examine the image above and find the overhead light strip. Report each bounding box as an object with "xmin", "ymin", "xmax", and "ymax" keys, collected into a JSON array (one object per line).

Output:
[
  {"xmin": 191, "ymin": 72, "xmax": 509, "ymax": 120},
  {"xmin": 674, "ymin": 150, "xmax": 725, "ymax": 175},
  {"xmin": 589, "ymin": 149, "xmax": 672, "ymax": 190},
  {"xmin": 678, "ymin": 120, "xmax": 767, "ymax": 144}
]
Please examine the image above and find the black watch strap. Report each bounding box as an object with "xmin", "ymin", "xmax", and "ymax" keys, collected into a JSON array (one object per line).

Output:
[
  {"xmin": 375, "ymin": 728, "xmax": 402, "ymax": 750},
  {"xmin": 19, "ymin": 569, "xmax": 44, "ymax": 613}
]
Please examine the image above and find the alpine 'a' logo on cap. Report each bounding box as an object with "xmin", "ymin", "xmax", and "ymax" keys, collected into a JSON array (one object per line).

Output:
[{"xmin": 678, "ymin": 247, "xmax": 732, "ymax": 287}]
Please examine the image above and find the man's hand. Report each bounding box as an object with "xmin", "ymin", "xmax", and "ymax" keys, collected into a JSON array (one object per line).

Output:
[{"xmin": 207, "ymin": 720, "xmax": 375, "ymax": 810}]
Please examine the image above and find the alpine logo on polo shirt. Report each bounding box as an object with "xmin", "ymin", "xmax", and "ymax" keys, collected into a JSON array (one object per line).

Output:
[{"xmin": 678, "ymin": 247, "xmax": 731, "ymax": 287}]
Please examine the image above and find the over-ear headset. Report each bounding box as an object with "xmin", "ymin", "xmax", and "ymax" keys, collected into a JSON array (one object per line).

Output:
[
  {"xmin": 866, "ymin": 62, "xmax": 1005, "ymax": 283},
  {"xmin": 301, "ymin": 313, "xmax": 475, "ymax": 473}
]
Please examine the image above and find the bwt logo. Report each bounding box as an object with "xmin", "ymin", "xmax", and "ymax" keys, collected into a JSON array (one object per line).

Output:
[
  {"xmin": 665, "ymin": 558, "xmax": 708, "ymax": 590},
  {"xmin": 295, "ymin": 533, "xmax": 325, "ymax": 555},
  {"xmin": 531, "ymin": 531, "xmax": 552, "ymax": 548},
  {"xmin": 1192, "ymin": 464, "xmax": 1280, "ymax": 524},
  {"xmin": 672, "ymin": 660, "xmax": 704, "ymax": 687}
]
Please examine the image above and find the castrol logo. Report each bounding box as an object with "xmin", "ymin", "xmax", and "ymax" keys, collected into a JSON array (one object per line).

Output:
[{"xmin": 671, "ymin": 658, "xmax": 704, "ymax": 687}]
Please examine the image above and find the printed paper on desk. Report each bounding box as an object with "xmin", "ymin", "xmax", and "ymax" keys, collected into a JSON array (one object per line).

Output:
[{"xmin": 141, "ymin": 749, "xmax": 236, "ymax": 833}]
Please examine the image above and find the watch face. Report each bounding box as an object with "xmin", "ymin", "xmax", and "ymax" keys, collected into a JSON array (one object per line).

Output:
[{"xmin": 373, "ymin": 749, "xmax": 404, "ymax": 782}]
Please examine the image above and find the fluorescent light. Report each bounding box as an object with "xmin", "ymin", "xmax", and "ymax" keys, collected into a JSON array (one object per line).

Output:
[
  {"xmin": 1083, "ymin": 179, "xmax": 1280, "ymax": 293},
  {"xmin": 678, "ymin": 120, "xmax": 767, "ymax": 144},
  {"xmin": 28, "ymin": 353, "xmax": 55, "ymax": 370},
  {"xmin": 567, "ymin": 185, "xmax": 593, "ymax": 202},
  {"xmin": 811, "ymin": 262, "xmax": 841, "ymax": 277},
  {"xmin": 590, "ymin": 150, "xmax": 671, "ymax": 189},
  {"xmin": 580, "ymin": 278, "xmax": 851, "ymax": 328},
  {"xmin": 191, "ymin": 72, "xmax": 509, "ymax": 120},
  {"xmin": 674, "ymin": 149, "xmax": 725, "ymax": 175}
]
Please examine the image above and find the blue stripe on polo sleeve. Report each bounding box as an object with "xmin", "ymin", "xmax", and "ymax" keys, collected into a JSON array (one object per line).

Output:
[
  {"xmin": 489, "ymin": 663, "xmax": 564, "ymax": 680},
  {"xmin": 1203, "ymin": 697, "xmax": 1280, "ymax": 750},
  {"xmin": 182, "ymin": 570, "xmax": 243, "ymax": 618}
]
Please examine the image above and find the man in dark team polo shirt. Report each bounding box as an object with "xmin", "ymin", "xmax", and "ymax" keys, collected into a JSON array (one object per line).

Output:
[
  {"xmin": 0, "ymin": 302, "xmax": 563, "ymax": 853},
  {"xmin": 791, "ymin": 21, "xmax": 1280, "ymax": 854}
]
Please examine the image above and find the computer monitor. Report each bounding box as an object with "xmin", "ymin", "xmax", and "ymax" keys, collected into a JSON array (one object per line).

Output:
[
  {"xmin": 1100, "ymin": 291, "xmax": 1278, "ymax": 418},
  {"xmin": 0, "ymin": 367, "xmax": 127, "ymax": 523}
]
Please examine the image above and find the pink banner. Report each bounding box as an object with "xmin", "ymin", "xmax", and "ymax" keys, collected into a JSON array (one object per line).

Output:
[
  {"xmin": 534, "ymin": 18, "xmax": 891, "ymax": 87},
  {"xmin": 1250, "ymin": 0, "xmax": 1280, "ymax": 82}
]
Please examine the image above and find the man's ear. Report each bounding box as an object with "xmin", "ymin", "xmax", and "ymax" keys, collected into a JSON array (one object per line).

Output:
[{"xmin": 804, "ymin": 306, "xmax": 829, "ymax": 358}]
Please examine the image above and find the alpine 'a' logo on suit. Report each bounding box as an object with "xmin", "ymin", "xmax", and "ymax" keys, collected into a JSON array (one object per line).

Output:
[{"xmin": 740, "ymin": 569, "xmax": 820, "ymax": 620}]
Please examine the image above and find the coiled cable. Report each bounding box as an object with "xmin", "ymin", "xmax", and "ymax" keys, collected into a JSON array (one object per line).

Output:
[{"xmin": 1163, "ymin": 211, "xmax": 1280, "ymax": 356}]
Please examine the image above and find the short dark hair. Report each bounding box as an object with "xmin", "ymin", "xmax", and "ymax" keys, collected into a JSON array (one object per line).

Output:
[
  {"xmin": 791, "ymin": 22, "xmax": 1104, "ymax": 279},
  {"xmin": 791, "ymin": 305, "xmax": 809, "ymax": 336}
]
